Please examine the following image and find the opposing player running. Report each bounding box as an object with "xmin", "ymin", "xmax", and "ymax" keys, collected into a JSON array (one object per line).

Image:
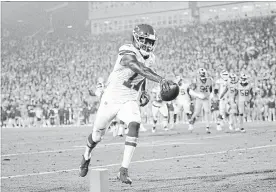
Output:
[
  {"xmin": 215, "ymin": 70, "xmax": 230, "ymax": 131},
  {"xmin": 236, "ymin": 73, "xmax": 253, "ymax": 133},
  {"xmin": 189, "ymin": 68, "xmax": 212, "ymax": 133},
  {"xmin": 174, "ymin": 76, "xmax": 204, "ymax": 130},
  {"xmin": 220, "ymin": 73, "xmax": 239, "ymax": 131},
  {"xmin": 79, "ymin": 24, "xmax": 175, "ymax": 185},
  {"xmin": 151, "ymin": 85, "xmax": 169, "ymax": 132}
]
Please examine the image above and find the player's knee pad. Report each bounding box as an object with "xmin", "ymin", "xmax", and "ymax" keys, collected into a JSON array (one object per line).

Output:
[
  {"xmin": 127, "ymin": 122, "xmax": 140, "ymax": 138},
  {"xmin": 91, "ymin": 130, "xmax": 103, "ymax": 143}
]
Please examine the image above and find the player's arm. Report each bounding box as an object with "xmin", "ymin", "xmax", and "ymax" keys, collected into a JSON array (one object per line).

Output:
[
  {"xmin": 219, "ymin": 86, "xmax": 228, "ymax": 100},
  {"xmin": 121, "ymin": 54, "xmax": 163, "ymax": 83}
]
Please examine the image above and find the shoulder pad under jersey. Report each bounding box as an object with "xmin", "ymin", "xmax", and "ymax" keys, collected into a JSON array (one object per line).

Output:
[{"xmin": 118, "ymin": 44, "xmax": 138, "ymax": 56}]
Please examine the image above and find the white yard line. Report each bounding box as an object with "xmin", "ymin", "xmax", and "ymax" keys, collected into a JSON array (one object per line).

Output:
[
  {"xmin": 2, "ymin": 129, "xmax": 275, "ymax": 157},
  {"xmin": 2, "ymin": 144, "xmax": 276, "ymax": 179}
]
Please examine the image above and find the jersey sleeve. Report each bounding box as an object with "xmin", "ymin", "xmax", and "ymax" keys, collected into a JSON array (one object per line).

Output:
[{"xmin": 118, "ymin": 44, "xmax": 138, "ymax": 56}]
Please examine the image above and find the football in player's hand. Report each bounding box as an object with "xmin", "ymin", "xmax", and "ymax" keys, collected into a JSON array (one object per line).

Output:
[{"xmin": 160, "ymin": 81, "xmax": 179, "ymax": 101}]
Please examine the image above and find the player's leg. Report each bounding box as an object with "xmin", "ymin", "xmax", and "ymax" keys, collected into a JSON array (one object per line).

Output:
[
  {"xmin": 237, "ymin": 101, "xmax": 246, "ymax": 133},
  {"xmin": 183, "ymin": 101, "xmax": 193, "ymax": 130},
  {"xmin": 151, "ymin": 105, "xmax": 159, "ymax": 133},
  {"xmin": 189, "ymin": 99, "xmax": 202, "ymax": 130},
  {"xmin": 159, "ymin": 103, "xmax": 169, "ymax": 131},
  {"xmin": 203, "ymin": 100, "xmax": 211, "ymax": 134},
  {"xmin": 172, "ymin": 102, "xmax": 179, "ymax": 125},
  {"xmin": 116, "ymin": 101, "xmax": 142, "ymax": 184},
  {"xmin": 217, "ymin": 99, "xmax": 226, "ymax": 131},
  {"xmin": 79, "ymin": 101, "xmax": 118, "ymax": 177}
]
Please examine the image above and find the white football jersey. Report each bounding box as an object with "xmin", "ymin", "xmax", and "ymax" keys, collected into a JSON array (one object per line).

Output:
[
  {"xmin": 102, "ymin": 44, "xmax": 155, "ymax": 103},
  {"xmin": 216, "ymin": 78, "xmax": 229, "ymax": 99},
  {"xmin": 177, "ymin": 79, "xmax": 191, "ymax": 101}
]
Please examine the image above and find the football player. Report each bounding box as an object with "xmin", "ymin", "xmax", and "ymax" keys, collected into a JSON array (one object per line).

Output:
[
  {"xmin": 79, "ymin": 24, "xmax": 173, "ymax": 184},
  {"xmin": 174, "ymin": 76, "xmax": 204, "ymax": 130},
  {"xmin": 189, "ymin": 68, "xmax": 212, "ymax": 133},
  {"xmin": 236, "ymin": 73, "xmax": 253, "ymax": 132},
  {"xmin": 151, "ymin": 85, "xmax": 169, "ymax": 132},
  {"xmin": 220, "ymin": 73, "xmax": 239, "ymax": 131},
  {"xmin": 95, "ymin": 77, "xmax": 126, "ymax": 137},
  {"xmin": 215, "ymin": 70, "xmax": 230, "ymax": 131}
]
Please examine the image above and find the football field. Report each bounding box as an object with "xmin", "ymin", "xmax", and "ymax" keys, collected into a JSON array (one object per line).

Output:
[{"xmin": 1, "ymin": 122, "xmax": 276, "ymax": 192}]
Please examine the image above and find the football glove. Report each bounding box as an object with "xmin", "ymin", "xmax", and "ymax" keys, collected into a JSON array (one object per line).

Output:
[{"xmin": 139, "ymin": 91, "xmax": 150, "ymax": 107}]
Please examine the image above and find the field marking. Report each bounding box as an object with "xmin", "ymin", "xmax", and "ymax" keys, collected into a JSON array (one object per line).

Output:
[
  {"xmin": 2, "ymin": 129, "xmax": 275, "ymax": 157},
  {"xmin": 1, "ymin": 124, "xmax": 274, "ymax": 145},
  {"xmin": 2, "ymin": 144, "xmax": 276, "ymax": 179},
  {"xmin": 1, "ymin": 141, "xmax": 204, "ymax": 157}
]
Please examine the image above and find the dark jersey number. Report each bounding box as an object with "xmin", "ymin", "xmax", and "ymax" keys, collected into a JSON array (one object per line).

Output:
[
  {"xmin": 200, "ymin": 85, "xmax": 209, "ymax": 93},
  {"xmin": 180, "ymin": 88, "xmax": 186, "ymax": 95},
  {"xmin": 123, "ymin": 73, "xmax": 145, "ymax": 91},
  {"xmin": 240, "ymin": 90, "xmax": 249, "ymax": 96}
]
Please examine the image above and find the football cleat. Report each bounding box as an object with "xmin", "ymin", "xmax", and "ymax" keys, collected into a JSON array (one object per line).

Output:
[
  {"xmin": 117, "ymin": 167, "xmax": 132, "ymax": 185},
  {"xmin": 188, "ymin": 124, "xmax": 194, "ymax": 132},
  {"xmin": 79, "ymin": 155, "xmax": 91, "ymax": 177},
  {"xmin": 240, "ymin": 128, "xmax": 246, "ymax": 133},
  {"xmin": 152, "ymin": 127, "xmax": 156, "ymax": 133}
]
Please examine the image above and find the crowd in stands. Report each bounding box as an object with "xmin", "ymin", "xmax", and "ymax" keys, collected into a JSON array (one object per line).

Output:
[{"xmin": 1, "ymin": 15, "xmax": 276, "ymax": 128}]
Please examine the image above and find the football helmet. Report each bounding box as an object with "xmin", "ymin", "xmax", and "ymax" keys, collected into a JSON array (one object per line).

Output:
[
  {"xmin": 240, "ymin": 73, "xmax": 248, "ymax": 85},
  {"xmin": 198, "ymin": 68, "xmax": 207, "ymax": 81},
  {"xmin": 220, "ymin": 70, "xmax": 229, "ymax": 81},
  {"xmin": 229, "ymin": 73, "xmax": 238, "ymax": 84},
  {"xmin": 132, "ymin": 24, "xmax": 157, "ymax": 57}
]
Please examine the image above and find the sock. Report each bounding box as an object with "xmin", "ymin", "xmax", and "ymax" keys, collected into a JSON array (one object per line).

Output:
[
  {"xmin": 84, "ymin": 133, "xmax": 98, "ymax": 160},
  {"xmin": 173, "ymin": 114, "xmax": 177, "ymax": 123},
  {"xmin": 122, "ymin": 136, "xmax": 138, "ymax": 168}
]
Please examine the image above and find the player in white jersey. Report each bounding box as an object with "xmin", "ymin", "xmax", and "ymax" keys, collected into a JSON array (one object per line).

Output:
[
  {"xmin": 151, "ymin": 86, "xmax": 169, "ymax": 132},
  {"xmin": 174, "ymin": 76, "xmax": 205, "ymax": 130},
  {"xmin": 189, "ymin": 68, "xmax": 212, "ymax": 133},
  {"xmin": 215, "ymin": 70, "xmax": 230, "ymax": 131},
  {"xmin": 219, "ymin": 73, "xmax": 239, "ymax": 131},
  {"xmin": 95, "ymin": 77, "xmax": 126, "ymax": 137},
  {"xmin": 79, "ymin": 24, "xmax": 173, "ymax": 184},
  {"xmin": 236, "ymin": 74, "xmax": 253, "ymax": 133}
]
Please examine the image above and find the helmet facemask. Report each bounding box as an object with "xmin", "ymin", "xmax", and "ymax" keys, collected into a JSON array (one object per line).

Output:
[{"xmin": 133, "ymin": 31, "xmax": 156, "ymax": 57}]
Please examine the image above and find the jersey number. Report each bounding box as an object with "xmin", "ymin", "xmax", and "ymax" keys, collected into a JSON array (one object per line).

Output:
[
  {"xmin": 200, "ymin": 85, "xmax": 209, "ymax": 93},
  {"xmin": 240, "ymin": 90, "xmax": 249, "ymax": 96},
  {"xmin": 180, "ymin": 89, "xmax": 186, "ymax": 95},
  {"xmin": 123, "ymin": 73, "xmax": 145, "ymax": 91}
]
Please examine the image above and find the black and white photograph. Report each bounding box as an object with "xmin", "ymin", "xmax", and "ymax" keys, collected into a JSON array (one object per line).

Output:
[{"xmin": 1, "ymin": 1, "xmax": 276, "ymax": 191}]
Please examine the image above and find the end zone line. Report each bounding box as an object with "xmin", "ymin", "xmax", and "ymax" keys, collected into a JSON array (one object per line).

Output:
[{"xmin": 2, "ymin": 144, "xmax": 276, "ymax": 179}]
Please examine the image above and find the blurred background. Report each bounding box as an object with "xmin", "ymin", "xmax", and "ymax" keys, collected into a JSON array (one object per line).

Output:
[{"xmin": 1, "ymin": 1, "xmax": 276, "ymax": 128}]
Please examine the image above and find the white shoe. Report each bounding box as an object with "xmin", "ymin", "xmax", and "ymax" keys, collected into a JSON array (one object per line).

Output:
[
  {"xmin": 188, "ymin": 124, "xmax": 194, "ymax": 131},
  {"xmin": 229, "ymin": 125, "xmax": 233, "ymax": 131},
  {"xmin": 235, "ymin": 128, "xmax": 240, "ymax": 132},
  {"xmin": 152, "ymin": 127, "xmax": 156, "ymax": 133},
  {"xmin": 164, "ymin": 127, "xmax": 169, "ymax": 131},
  {"xmin": 140, "ymin": 124, "xmax": 147, "ymax": 132},
  {"xmin": 216, "ymin": 125, "xmax": 222, "ymax": 131}
]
